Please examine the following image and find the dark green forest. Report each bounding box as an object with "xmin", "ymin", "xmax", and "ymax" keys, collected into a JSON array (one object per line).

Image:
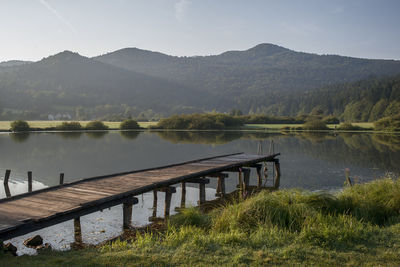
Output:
[
  {"xmin": 1, "ymin": 44, "xmax": 400, "ymax": 121},
  {"xmin": 254, "ymin": 74, "xmax": 400, "ymax": 121}
]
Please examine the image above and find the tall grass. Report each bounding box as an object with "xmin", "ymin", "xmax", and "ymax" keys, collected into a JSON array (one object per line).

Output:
[{"xmin": 5, "ymin": 176, "xmax": 400, "ymax": 266}]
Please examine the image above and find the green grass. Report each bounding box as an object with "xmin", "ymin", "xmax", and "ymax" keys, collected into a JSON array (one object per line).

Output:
[
  {"xmin": 2, "ymin": 177, "xmax": 399, "ymax": 266},
  {"xmin": 0, "ymin": 121, "xmax": 157, "ymax": 130}
]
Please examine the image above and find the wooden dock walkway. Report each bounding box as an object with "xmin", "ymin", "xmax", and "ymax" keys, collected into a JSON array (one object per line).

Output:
[{"xmin": 0, "ymin": 152, "xmax": 280, "ymax": 242}]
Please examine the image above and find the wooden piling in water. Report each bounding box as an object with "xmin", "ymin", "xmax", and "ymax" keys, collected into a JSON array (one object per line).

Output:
[
  {"xmin": 255, "ymin": 164, "xmax": 262, "ymax": 187},
  {"xmin": 187, "ymin": 177, "xmax": 209, "ymax": 205},
  {"xmin": 27, "ymin": 171, "xmax": 32, "ymax": 193},
  {"xmin": 74, "ymin": 217, "xmax": 82, "ymax": 244},
  {"xmin": 4, "ymin": 184, "xmax": 11, "ymax": 198},
  {"xmin": 152, "ymin": 190, "xmax": 158, "ymax": 218},
  {"xmin": 238, "ymin": 169, "xmax": 243, "ymax": 188},
  {"xmin": 242, "ymin": 168, "xmax": 251, "ymax": 197},
  {"xmin": 59, "ymin": 173, "xmax": 64, "ymax": 185},
  {"xmin": 3, "ymin": 170, "xmax": 11, "ymax": 185},
  {"xmin": 122, "ymin": 197, "xmax": 138, "ymax": 230},
  {"xmin": 217, "ymin": 177, "xmax": 226, "ymax": 196},
  {"xmin": 164, "ymin": 188, "xmax": 173, "ymax": 218},
  {"xmin": 3, "ymin": 170, "xmax": 11, "ymax": 198},
  {"xmin": 180, "ymin": 182, "xmax": 186, "ymax": 208},
  {"xmin": 274, "ymin": 159, "xmax": 281, "ymax": 189}
]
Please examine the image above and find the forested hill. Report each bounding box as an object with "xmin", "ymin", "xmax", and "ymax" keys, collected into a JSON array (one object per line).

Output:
[
  {"xmin": 1, "ymin": 44, "xmax": 400, "ymax": 120},
  {"xmin": 259, "ymin": 74, "xmax": 400, "ymax": 122},
  {"xmin": 0, "ymin": 51, "xmax": 223, "ymax": 120},
  {"xmin": 95, "ymin": 44, "xmax": 400, "ymax": 101}
]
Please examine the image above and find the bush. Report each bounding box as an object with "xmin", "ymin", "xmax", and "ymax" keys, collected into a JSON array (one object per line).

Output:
[
  {"xmin": 85, "ymin": 121, "xmax": 109, "ymax": 130},
  {"xmin": 119, "ymin": 119, "xmax": 140, "ymax": 130},
  {"xmin": 374, "ymin": 115, "xmax": 400, "ymax": 131},
  {"xmin": 303, "ymin": 119, "xmax": 329, "ymax": 131},
  {"xmin": 337, "ymin": 122, "xmax": 364, "ymax": 131},
  {"xmin": 322, "ymin": 115, "xmax": 340, "ymax": 124},
  {"xmin": 155, "ymin": 114, "xmax": 243, "ymax": 130},
  {"xmin": 56, "ymin": 121, "xmax": 83, "ymax": 131},
  {"xmin": 10, "ymin": 120, "xmax": 30, "ymax": 132}
]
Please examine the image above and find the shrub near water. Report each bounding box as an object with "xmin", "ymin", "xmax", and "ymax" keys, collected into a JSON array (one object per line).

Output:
[
  {"xmin": 10, "ymin": 120, "xmax": 30, "ymax": 132},
  {"xmin": 119, "ymin": 119, "xmax": 140, "ymax": 130},
  {"xmin": 303, "ymin": 119, "xmax": 329, "ymax": 130},
  {"xmin": 337, "ymin": 122, "xmax": 364, "ymax": 131},
  {"xmin": 374, "ymin": 114, "xmax": 400, "ymax": 131},
  {"xmin": 155, "ymin": 114, "xmax": 243, "ymax": 130},
  {"xmin": 85, "ymin": 121, "xmax": 109, "ymax": 130},
  {"xmin": 56, "ymin": 121, "xmax": 83, "ymax": 131}
]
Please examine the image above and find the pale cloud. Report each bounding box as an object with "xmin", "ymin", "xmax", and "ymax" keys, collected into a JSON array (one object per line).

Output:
[
  {"xmin": 38, "ymin": 0, "xmax": 77, "ymax": 34},
  {"xmin": 174, "ymin": 0, "xmax": 190, "ymax": 22}
]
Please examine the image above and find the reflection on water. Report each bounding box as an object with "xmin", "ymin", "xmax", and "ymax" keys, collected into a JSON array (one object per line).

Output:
[
  {"xmin": 119, "ymin": 131, "xmax": 140, "ymax": 140},
  {"xmin": 1, "ymin": 130, "xmax": 399, "ymax": 254},
  {"xmin": 1, "ymin": 131, "xmax": 399, "ymax": 190}
]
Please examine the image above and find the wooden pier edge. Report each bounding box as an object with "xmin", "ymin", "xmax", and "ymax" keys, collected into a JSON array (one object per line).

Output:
[{"xmin": 0, "ymin": 153, "xmax": 280, "ymax": 241}]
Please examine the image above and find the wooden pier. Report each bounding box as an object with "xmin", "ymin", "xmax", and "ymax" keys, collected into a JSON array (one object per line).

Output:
[{"xmin": 0, "ymin": 152, "xmax": 280, "ymax": 242}]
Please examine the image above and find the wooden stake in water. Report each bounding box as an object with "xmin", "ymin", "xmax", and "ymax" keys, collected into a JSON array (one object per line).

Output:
[
  {"xmin": 273, "ymin": 160, "xmax": 281, "ymax": 189},
  {"xmin": 180, "ymin": 182, "xmax": 186, "ymax": 208},
  {"xmin": 59, "ymin": 173, "xmax": 64, "ymax": 185},
  {"xmin": 152, "ymin": 190, "xmax": 158, "ymax": 218},
  {"xmin": 27, "ymin": 171, "xmax": 32, "ymax": 193},
  {"xmin": 3, "ymin": 170, "xmax": 11, "ymax": 185},
  {"xmin": 74, "ymin": 217, "xmax": 82, "ymax": 244},
  {"xmin": 164, "ymin": 188, "xmax": 172, "ymax": 218},
  {"xmin": 4, "ymin": 170, "xmax": 11, "ymax": 198}
]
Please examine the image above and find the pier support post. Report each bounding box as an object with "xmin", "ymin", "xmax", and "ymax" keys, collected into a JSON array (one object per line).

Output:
[
  {"xmin": 4, "ymin": 170, "xmax": 11, "ymax": 198},
  {"xmin": 3, "ymin": 170, "xmax": 11, "ymax": 185},
  {"xmin": 150, "ymin": 187, "xmax": 176, "ymax": 221},
  {"xmin": 59, "ymin": 173, "xmax": 64, "ymax": 185},
  {"xmin": 242, "ymin": 168, "xmax": 251, "ymax": 197},
  {"xmin": 27, "ymin": 171, "xmax": 32, "ymax": 193},
  {"xmin": 238, "ymin": 169, "xmax": 243, "ymax": 189},
  {"xmin": 164, "ymin": 188, "xmax": 173, "ymax": 218},
  {"xmin": 256, "ymin": 165, "xmax": 263, "ymax": 187},
  {"xmin": 180, "ymin": 182, "xmax": 186, "ymax": 208},
  {"xmin": 187, "ymin": 177, "xmax": 209, "ymax": 205},
  {"xmin": 122, "ymin": 197, "xmax": 138, "ymax": 230},
  {"xmin": 273, "ymin": 159, "xmax": 281, "ymax": 189},
  {"xmin": 217, "ymin": 177, "xmax": 226, "ymax": 197},
  {"xmin": 152, "ymin": 190, "xmax": 158, "ymax": 218},
  {"xmin": 199, "ymin": 182, "xmax": 206, "ymax": 205},
  {"xmin": 74, "ymin": 217, "xmax": 82, "ymax": 244}
]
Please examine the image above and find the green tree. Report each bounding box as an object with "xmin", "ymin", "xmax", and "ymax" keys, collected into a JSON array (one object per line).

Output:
[
  {"xmin": 120, "ymin": 119, "xmax": 140, "ymax": 130},
  {"xmin": 85, "ymin": 121, "xmax": 109, "ymax": 130},
  {"xmin": 10, "ymin": 120, "xmax": 30, "ymax": 132}
]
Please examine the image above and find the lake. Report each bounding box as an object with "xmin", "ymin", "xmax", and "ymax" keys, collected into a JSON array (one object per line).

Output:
[{"xmin": 1, "ymin": 130, "xmax": 399, "ymax": 254}]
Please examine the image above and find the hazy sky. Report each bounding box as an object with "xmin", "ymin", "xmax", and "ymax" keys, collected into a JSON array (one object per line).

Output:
[{"xmin": 1, "ymin": 0, "xmax": 399, "ymax": 62}]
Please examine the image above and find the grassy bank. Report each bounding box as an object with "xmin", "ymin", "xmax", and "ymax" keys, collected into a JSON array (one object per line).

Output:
[
  {"xmin": 0, "ymin": 120, "xmax": 376, "ymax": 132},
  {"xmin": 244, "ymin": 122, "xmax": 375, "ymax": 130},
  {"xmin": 2, "ymin": 177, "xmax": 399, "ymax": 266},
  {"xmin": 0, "ymin": 121, "xmax": 157, "ymax": 131}
]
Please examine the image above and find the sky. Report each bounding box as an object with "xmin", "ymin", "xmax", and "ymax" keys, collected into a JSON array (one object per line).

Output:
[{"xmin": 0, "ymin": 0, "xmax": 400, "ymax": 62}]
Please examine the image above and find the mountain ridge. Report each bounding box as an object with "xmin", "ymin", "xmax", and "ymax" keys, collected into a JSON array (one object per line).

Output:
[{"xmin": 1, "ymin": 43, "xmax": 400, "ymax": 120}]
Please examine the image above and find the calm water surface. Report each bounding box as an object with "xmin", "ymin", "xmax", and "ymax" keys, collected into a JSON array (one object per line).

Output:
[{"xmin": 1, "ymin": 130, "xmax": 399, "ymax": 254}]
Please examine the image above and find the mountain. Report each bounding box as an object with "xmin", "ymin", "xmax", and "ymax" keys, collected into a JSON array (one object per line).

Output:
[
  {"xmin": 95, "ymin": 43, "xmax": 400, "ymax": 112},
  {"xmin": 0, "ymin": 60, "xmax": 32, "ymax": 68},
  {"xmin": 1, "ymin": 44, "xmax": 400, "ymax": 120},
  {"xmin": 0, "ymin": 51, "xmax": 217, "ymax": 120}
]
